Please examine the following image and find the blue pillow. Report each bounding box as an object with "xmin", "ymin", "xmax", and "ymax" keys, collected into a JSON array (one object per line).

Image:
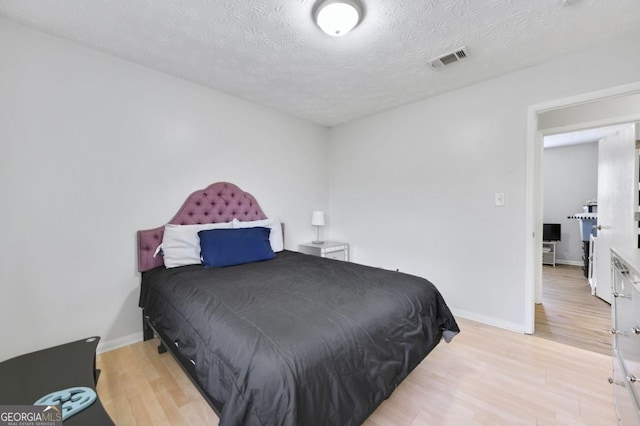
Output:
[{"xmin": 198, "ymin": 227, "xmax": 275, "ymax": 268}]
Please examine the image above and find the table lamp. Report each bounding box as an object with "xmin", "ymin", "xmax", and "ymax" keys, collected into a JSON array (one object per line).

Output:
[{"xmin": 311, "ymin": 211, "xmax": 325, "ymax": 244}]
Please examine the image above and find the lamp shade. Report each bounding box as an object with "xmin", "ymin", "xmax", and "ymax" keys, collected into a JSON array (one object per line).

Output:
[{"xmin": 311, "ymin": 211, "xmax": 325, "ymax": 226}]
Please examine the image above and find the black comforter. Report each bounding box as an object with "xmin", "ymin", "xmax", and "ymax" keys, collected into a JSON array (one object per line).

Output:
[{"xmin": 139, "ymin": 250, "xmax": 459, "ymax": 426}]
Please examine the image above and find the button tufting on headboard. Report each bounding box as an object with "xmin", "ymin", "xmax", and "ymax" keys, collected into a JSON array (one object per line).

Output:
[{"xmin": 137, "ymin": 182, "xmax": 267, "ymax": 272}]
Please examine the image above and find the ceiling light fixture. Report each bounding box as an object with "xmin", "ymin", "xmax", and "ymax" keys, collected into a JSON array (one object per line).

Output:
[{"xmin": 313, "ymin": 0, "xmax": 364, "ymax": 37}]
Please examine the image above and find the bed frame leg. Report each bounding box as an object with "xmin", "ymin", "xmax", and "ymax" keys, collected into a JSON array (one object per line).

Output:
[
  {"xmin": 142, "ymin": 310, "xmax": 168, "ymax": 354},
  {"xmin": 142, "ymin": 312, "xmax": 154, "ymax": 341}
]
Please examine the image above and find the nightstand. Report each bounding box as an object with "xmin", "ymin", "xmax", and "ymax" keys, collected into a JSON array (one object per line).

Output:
[
  {"xmin": 299, "ymin": 241, "xmax": 349, "ymax": 261},
  {"xmin": 542, "ymin": 241, "xmax": 556, "ymax": 267}
]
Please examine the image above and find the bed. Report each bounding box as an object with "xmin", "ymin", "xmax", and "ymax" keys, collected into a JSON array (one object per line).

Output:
[{"xmin": 137, "ymin": 182, "xmax": 459, "ymax": 426}]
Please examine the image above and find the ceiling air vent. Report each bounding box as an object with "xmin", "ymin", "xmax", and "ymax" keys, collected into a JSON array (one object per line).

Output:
[{"xmin": 428, "ymin": 47, "xmax": 468, "ymax": 70}]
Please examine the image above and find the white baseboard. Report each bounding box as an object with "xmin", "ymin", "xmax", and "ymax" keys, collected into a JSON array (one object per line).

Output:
[
  {"xmin": 97, "ymin": 310, "xmax": 528, "ymax": 353},
  {"xmin": 451, "ymin": 308, "xmax": 526, "ymax": 334},
  {"xmin": 97, "ymin": 331, "xmax": 144, "ymax": 354},
  {"xmin": 555, "ymin": 259, "xmax": 583, "ymax": 267}
]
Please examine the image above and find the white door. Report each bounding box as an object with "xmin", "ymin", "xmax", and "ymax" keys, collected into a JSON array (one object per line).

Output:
[{"xmin": 595, "ymin": 123, "xmax": 638, "ymax": 303}]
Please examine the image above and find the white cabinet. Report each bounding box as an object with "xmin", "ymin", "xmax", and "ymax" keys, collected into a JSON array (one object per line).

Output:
[
  {"xmin": 542, "ymin": 241, "xmax": 556, "ymax": 267},
  {"xmin": 299, "ymin": 241, "xmax": 349, "ymax": 261},
  {"xmin": 611, "ymin": 248, "xmax": 640, "ymax": 425}
]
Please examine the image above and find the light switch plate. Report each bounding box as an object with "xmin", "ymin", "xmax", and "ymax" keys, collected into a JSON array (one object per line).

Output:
[{"xmin": 495, "ymin": 192, "xmax": 505, "ymax": 206}]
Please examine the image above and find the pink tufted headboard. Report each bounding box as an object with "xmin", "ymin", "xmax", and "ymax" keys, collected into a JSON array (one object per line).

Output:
[{"xmin": 137, "ymin": 182, "xmax": 266, "ymax": 272}]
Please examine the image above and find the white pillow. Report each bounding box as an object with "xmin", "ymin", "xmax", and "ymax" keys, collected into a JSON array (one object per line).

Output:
[
  {"xmin": 232, "ymin": 218, "xmax": 283, "ymax": 252},
  {"xmin": 160, "ymin": 222, "xmax": 233, "ymax": 268}
]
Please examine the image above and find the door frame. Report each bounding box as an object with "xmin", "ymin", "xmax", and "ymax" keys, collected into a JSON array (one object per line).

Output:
[{"xmin": 525, "ymin": 81, "xmax": 640, "ymax": 334}]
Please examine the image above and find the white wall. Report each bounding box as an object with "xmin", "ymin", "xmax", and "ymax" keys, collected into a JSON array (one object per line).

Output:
[
  {"xmin": 543, "ymin": 142, "xmax": 598, "ymax": 264},
  {"xmin": 0, "ymin": 18, "xmax": 328, "ymax": 360},
  {"xmin": 327, "ymin": 35, "xmax": 640, "ymax": 331}
]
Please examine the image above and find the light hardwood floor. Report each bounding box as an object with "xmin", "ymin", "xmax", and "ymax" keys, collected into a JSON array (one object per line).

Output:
[
  {"xmin": 96, "ymin": 317, "xmax": 617, "ymax": 425},
  {"xmin": 535, "ymin": 264, "xmax": 611, "ymax": 356}
]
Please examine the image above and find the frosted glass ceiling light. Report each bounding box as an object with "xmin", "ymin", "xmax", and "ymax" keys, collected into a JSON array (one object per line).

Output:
[{"xmin": 313, "ymin": 0, "xmax": 364, "ymax": 37}]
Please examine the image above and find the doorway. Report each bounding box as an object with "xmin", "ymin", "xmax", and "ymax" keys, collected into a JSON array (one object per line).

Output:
[
  {"xmin": 536, "ymin": 127, "xmax": 612, "ymax": 354},
  {"xmin": 525, "ymin": 82, "xmax": 640, "ymax": 335}
]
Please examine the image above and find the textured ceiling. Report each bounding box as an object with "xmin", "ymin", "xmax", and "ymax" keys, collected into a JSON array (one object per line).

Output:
[{"xmin": 2, "ymin": 0, "xmax": 640, "ymax": 127}]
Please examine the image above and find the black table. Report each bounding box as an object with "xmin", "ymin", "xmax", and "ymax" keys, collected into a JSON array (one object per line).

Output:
[{"xmin": 0, "ymin": 336, "xmax": 114, "ymax": 425}]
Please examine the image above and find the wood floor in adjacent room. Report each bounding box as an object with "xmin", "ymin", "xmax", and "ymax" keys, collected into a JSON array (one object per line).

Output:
[
  {"xmin": 96, "ymin": 317, "xmax": 616, "ymax": 425},
  {"xmin": 535, "ymin": 264, "xmax": 611, "ymax": 356}
]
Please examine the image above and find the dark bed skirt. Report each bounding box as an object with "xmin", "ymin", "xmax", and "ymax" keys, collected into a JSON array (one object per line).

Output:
[{"xmin": 142, "ymin": 311, "xmax": 224, "ymax": 416}]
